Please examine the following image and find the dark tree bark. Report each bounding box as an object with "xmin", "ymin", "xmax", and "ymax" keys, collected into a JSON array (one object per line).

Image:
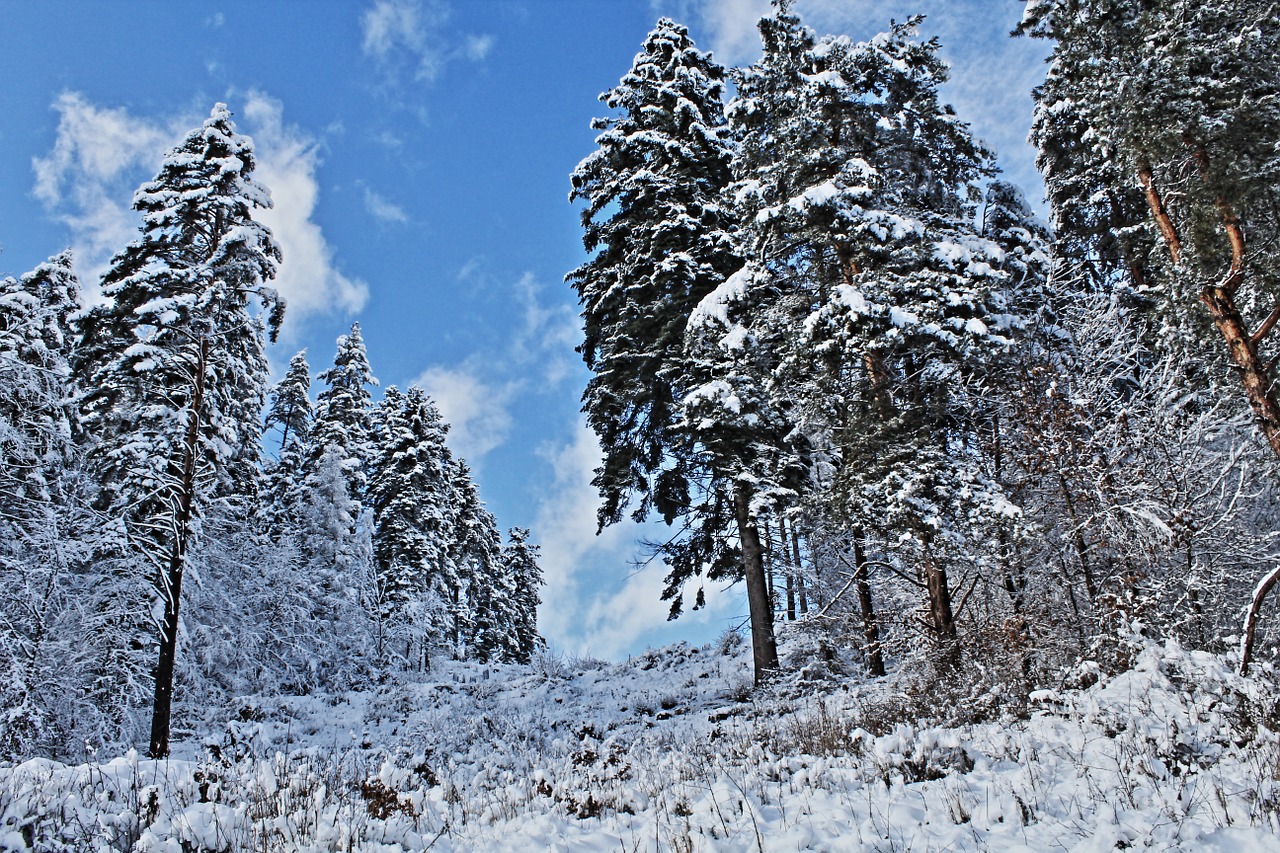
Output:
[
  {"xmin": 149, "ymin": 337, "xmax": 207, "ymax": 759},
  {"xmin": 734, "ymin": 478, "xmax": 779, "ymax": 685},
  {"xmin": 923, "ymin": 553, "xmax": 960, "ymax": 669},
  {"xmin": 791, "ymin": 526, "xmax": 809, "ymax": 615},
  {"xmin": 852, "ymin": 534, "xmax": 885, "ymax": 677},
  {"xmin": 1140, "ymin": 157, "xmax": 1280, "ymax": 675}
]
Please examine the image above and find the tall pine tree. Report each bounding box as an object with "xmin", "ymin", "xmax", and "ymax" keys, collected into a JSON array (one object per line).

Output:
[{"xmin": 79, "ymin": 104, "xmax": 282, "ymax": 757}]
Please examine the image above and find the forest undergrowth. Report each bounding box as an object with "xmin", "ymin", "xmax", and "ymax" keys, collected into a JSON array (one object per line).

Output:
[{"xmin": 3, "ymin": 630, "xmax": 1277, "ymax": 852}]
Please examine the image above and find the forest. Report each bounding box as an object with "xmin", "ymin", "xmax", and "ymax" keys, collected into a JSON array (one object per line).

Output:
[
  {"xmin": 0, "ymin": 107, "xmax": 544, "ymax": 763},
  {"xmin": 568, "ymin": 0, "xmax": 1280, "ymax": 691},
  {"xmin": 2, "ymin": 0, "xmax": 1279, "ymax": 849}
]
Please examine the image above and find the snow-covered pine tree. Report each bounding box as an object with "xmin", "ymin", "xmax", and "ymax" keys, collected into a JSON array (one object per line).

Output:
[
  {"xmin": 79, "ymin": 104, "xmax": 283, "ymax": 757},
  {"xmin": 0, "ymin": 252, "xmax": 88, "ymax": 760},
  {"xmin": 568, "ymin": 16, "xmax": 740, "ymax": 530},
  {"xmin": 1020, "ymin": 0, "xmax": 1280, "ymax": 674},
  {"xmin": 713, "ymin": 7, "xmax": 1037, "ymax": 669},
  {"xmin": 0, "ymin": 253, "xmax": 80, "ymax": 511},
  {"xmin": 570, "ymin": 16, "xmax": 802, "ymax": 685},
  {"xmin": 450, "ymin": 459, "xmax": 504, "ymax": 662},
  {"xmin": 262, "ymin": 349, "xmax": 313, "ymax": 538},
  {"xmin": 367, "ymin": 385, "xmax": 457, "ymax": 669}
]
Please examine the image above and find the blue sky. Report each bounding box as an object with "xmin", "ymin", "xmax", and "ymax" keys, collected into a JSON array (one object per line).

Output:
[{"xmin": 0, "ymin": 0, "xmax": 1049, "ymax": 659}]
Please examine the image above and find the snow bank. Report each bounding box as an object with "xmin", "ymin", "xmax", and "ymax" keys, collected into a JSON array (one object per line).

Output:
[{"xmin": 2, "ymin": 638, "xmax": 1277, "ymax": 851}]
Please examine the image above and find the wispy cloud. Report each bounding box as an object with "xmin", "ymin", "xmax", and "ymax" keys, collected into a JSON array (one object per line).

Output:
[
  {"xmin": 31, "ymin": 91, "xmax": 368, "ymax": 328},
  {"xmin": 409, "ymin": 270, "xmax": 578, "ymax": 465},
  {"xmin": 512, "ymin": 272, "xmax": 580, "ymax": 385},
  {"xmin": 414, "ymin": 365, "xmax": 516, "ymax": 462},
  {"xmin": 362, "ymin": 185, "xmax": 409, "ymax": 224},
  {"xmin": 360, "ymin": 0, "xmax": 493, "ymax": 84},
  {"xmin": 32, "ymin": 94, "xmax": 192, "ymax": 298},
  {"xmin": 655, "ymin": 0, "xmax": 770, "ymax": 64}
]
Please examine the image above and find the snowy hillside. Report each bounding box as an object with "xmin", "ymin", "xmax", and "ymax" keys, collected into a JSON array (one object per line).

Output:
[{"xmin": 3, "ymin": 633, "xmax": 1278, "ymax": 852}]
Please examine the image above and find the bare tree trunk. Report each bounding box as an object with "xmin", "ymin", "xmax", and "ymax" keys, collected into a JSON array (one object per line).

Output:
[
  {"xmin": 149, "ymin": 337, "xmax": 207, "ymax": 759},
  {"xmin": 1241, "ymin": 566, "xmax": 1280, "ymax": 676},
  {"xmin": 924, "ymin": 553, "xmax": 960, "ymax": 669},
  {"xmin": 762, "ymin": 518, "xmax": 776, "ymax": 611},
  {"xmin": 852, "ymin": 533, "xmax": 885, "ymax": 677},
  {"xmin": 734, "ymin": 478, "xmax": 779, "ymax": 685},
  {"xmin": 779, "ymin": 516, "xmax": 796, "ymax": 621},
  {"xmin": 791, "ymin": 525, "xmax": 809, "ymax": 615}
]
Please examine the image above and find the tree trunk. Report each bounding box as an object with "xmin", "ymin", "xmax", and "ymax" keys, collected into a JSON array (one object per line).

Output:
[
  {"xmin": 852, "ymin": 533, "xmax": 886, "ymax": 677},
  {"xmin": 149, "ymin": 337, "xmax": 207, "ymax": 759},
  {"xmin": 780, "ymin": 516, "xmax": 796, "ymax": 622},
  {"xmin": 791, "ymin": 526, "xmax": 809, "ymax": 615},
  {"xmin": 1241, "ymin": 565, "xmax": 1280, "ymax": 676},
  {"xmin": 924, "ymin": 554, "xmax": 960, "ymax": 668},
  {"xmin": 733, "ymin": 478, "xmax": 779, "ymax": 685}
]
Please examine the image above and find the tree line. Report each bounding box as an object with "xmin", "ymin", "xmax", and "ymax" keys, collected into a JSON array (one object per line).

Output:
[
  {"xmin": 569, "ymin": 0, "xmax": 1280, "ymax": 692},
  {"xmin": 0, "ymin": 106, "xmax": 543, "ymax": 761}
]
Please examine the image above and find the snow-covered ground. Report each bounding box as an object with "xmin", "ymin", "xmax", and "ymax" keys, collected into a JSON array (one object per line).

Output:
[{"xmin": 2, "ymin": 633, "xmax": 1278, "ymax": 851}]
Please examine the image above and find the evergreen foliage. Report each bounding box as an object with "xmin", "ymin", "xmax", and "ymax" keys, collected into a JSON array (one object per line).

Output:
[{"xmin": 568, "ymin": 16, "xmax": 739, "ymax": 530}]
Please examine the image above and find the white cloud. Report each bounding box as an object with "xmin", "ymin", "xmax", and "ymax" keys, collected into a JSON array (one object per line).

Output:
[
  {"xmin": 31, "ymin": 91, "xmax": 369, "ymax": 328},
  {"xmin": 530, "ymin": 421, "xmax": 637, "ymax": 653},
  {"xmin": 464, "ymin": 34, "xmax": 495, "ymax": 61},
  {"xmin": 363, "ymin": 186, "xmax": 409, "ymax": 224},
  {"xmin": 409, "ymin": 271, "xmax": 578, "ymax": 465},
  {"xmin": 512, "ymin": 272, "xmax": 581, "ymax": 383},
  {"xmin": 360, "ymin": 0, "xmax": 492, "ymax": 84},
  {"xmin": 414, "ymin": 365, "xmax": 516, "ymax": 462},
  {"xmin": 654, "ymin": 0, "xmax": 770, "ymax": 64},
  {"xmin": 236, "ymin": 92, "xmax": 370, "ymax": 321}
]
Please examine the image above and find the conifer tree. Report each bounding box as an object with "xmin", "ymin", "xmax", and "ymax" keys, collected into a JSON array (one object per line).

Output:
[
  {"xmin": 367, "ymin": 386, "xmax": 456, "ymax": 668},
  {"xmin": 307, "ymin": 323, "xmax": 378, "ymax": 534},
  {"xmin": 501, "ymin": 527, "xmax": 545, "ymax": 664},
  {"xmin": 571, "ymin": 17, "xmax": 796, "ymax": 684},
  {"xmin": 703, "ymin": 7, "xmax": 1035, "ymax": 669},
  {"xmin": 262, "ymin": 350, "xmax": 313, "ymax": 537},
  {"xmin": 79, "ymin": 104, "xmax": 282, "ymax": 757},
  {"xmin": 0, "ymin": 253, "xmax": 87, "ymax": 759},
  {"xmin": 0, "ymin": 253, "xmax": 81, "ymax": 511},
  {"xmin": 568, "ymin": 16, "xmax": 740, "ymax": 529},
  {"xmin": 450, "ymin": 459, "xmax": 503, "ymax": 660}
]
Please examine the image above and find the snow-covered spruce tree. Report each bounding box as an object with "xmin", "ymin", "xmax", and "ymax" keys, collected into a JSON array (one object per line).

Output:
[
  {"xmin": 500, "ymin": 526, "xmax": 546, "ymax": 664},
  {"xmin": 709, "ymin": 8, "xmax": 1037, "ymax": 670},
  {"xmin": 1020, "ymin": 0, "xmax": 1280, "ymax": 673},
  {"xmin": 367, "ymin": 385, "xmax": 458, "ymax": 669},
  {"xmin": 262, "ymin": 349, "xmax": 313, "ymax": 538},
  {"xmin": 306, "ymin": 322, "xmax": 378, "ymax": 544},
  {"xmin": 77, "ymin": 104, "xmax": 282, "ymax": 757},
  {"xmin": 450, "ymin": 458, "xmax": 509, "ymax": 662},
  {"xmin": 568, "ymin": 17, "xmax": 739, "ymax": 531},
  {"xmin": 0, "ymin": 252, "xmax": 80, "ymax": 512},
  {"xmin": 297, "ymin": 324, "xmax": 380, "ymax": 680},
  {"xmin": 0, "ymin": 252, "xmax": 89, "ymax": 759}
]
